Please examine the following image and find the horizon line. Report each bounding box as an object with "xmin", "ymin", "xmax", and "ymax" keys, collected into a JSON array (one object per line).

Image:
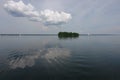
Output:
[{"xmin": 0, "ymin": 34, "xmax": 120, "ymax": 36}]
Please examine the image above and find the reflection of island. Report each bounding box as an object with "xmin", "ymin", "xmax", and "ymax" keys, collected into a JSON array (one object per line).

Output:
[
  {"xmin": 58, "ymin": 32, "xmax": 79, "ymax": 39},
  {"xmin": 8, "ymin": 47, "xmax": 71, "ymax": 69}
]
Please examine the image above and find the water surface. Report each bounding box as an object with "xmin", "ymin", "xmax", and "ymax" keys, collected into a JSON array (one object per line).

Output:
[{"xmin": 0, "ymin": 36, "xmax": 120, "ymax": 80}]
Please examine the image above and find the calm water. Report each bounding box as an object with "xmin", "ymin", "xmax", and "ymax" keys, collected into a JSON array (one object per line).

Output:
[{"xmin": 0, "ymin": 36, "xmax": 120, "ymax": 80}]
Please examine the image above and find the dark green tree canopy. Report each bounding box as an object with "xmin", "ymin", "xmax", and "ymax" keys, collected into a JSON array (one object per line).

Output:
[{"xmin": 58, "ymin": 32, "xmax": 79, "ymax": 38}]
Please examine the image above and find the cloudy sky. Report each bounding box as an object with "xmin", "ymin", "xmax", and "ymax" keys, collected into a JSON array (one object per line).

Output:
[{"xmin": 0, "ymin": 0, "xmax": 120, "ymax": 34}]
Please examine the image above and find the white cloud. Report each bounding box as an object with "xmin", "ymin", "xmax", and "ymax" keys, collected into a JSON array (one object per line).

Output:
[
  {"xmin": 4, "ymin": 0, "xmax": 39, "ymax": 17},
  {"xmin": 40, "ymin": 9, "xmax": 72, "ymax": 25},
  {"xmin": 4, "ymin": 0, "xmax": 72, "ymax": 25}
]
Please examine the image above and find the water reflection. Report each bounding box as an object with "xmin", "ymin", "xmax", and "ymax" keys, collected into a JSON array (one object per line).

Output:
[
  {"xmin": 8, "ymin": 47, "xmax": 71, "ymax": 69},
  {"xmin": 8, "ymin": 49, "xmax": 41, "ymax": 69},
  {"xmin": 43, "ymin": 48, "xmax": 70, "ymax": 63},
  {"xmin": 58, "ymin": 36, "xmax": 79, "ymax": 40}
]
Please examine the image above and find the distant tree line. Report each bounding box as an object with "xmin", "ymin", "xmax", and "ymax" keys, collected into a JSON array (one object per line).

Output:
[{"xmin": 58, "ymin": 32, "xmax": 79, "ymax": 38}]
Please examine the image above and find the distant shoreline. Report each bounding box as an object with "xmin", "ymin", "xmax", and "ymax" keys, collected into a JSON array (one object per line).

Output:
[{"xmin": 0, "ymin": 34, "xmax": 120, "ymax": 36}]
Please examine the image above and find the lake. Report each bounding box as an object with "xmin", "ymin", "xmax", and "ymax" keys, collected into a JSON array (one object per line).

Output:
[{"xmin": 0, "ymin": 35, "xmax": 120, "ymax": 80}]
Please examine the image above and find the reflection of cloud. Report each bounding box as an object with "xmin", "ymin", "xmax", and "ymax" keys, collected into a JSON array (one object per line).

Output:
[
  {"xmin": 8, "ymin": 47, "xmax": 71, "ymax": 69},
  {"xmin": 43, "ymin": 48, "xmax": 71, "ymax": 63},
  {"xmin": 8, "ymin": 49, "xmax": 41, "ymax": 69}
]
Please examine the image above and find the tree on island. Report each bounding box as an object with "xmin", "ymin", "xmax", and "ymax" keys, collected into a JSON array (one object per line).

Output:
[{"xmin": 58, "ymin": 32, "xmax": 79, "ymax": 39}]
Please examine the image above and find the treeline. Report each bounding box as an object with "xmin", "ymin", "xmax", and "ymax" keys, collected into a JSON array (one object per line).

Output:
[{"xmin": 58, "ymin": 32, "xmax": 79, "ymax": 37}]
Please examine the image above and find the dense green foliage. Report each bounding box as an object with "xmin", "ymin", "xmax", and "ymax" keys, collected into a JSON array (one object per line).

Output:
[{"xmin": 58, "ymin": 32, "xmax": 79, "ymax": 38}]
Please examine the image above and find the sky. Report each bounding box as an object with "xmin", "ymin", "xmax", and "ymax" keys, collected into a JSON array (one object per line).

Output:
[{"xmin": 0, "ymin": 0, "xmax": 120, "ymax": 34}]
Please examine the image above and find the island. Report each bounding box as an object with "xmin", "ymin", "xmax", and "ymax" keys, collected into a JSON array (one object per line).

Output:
[{"xmin": 58, "ymin": 32, "xmax": 79, "ymax": 39}]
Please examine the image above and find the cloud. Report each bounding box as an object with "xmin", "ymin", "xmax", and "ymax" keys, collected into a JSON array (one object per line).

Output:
[
  {"xmin": 40, "ymin": 9, "xmax": 72, "ymax": 25},
  {"xmin": 4, "ymin": 0, "xmax": 39, "ymax": 17},
  {"xmin": 4, "ymin": 0, "xmax": 72, "ymax": 25}
]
